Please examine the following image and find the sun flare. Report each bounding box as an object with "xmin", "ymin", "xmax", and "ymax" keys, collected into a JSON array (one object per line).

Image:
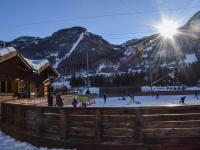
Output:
[{"xmin": 156, "ymin": 19, "xmax": 179, "ymax": 39}]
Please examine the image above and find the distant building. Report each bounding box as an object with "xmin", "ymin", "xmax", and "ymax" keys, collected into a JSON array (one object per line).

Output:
[{"xmin": 0, "ymin": 47, "xmax": 59, "ymax": 98}]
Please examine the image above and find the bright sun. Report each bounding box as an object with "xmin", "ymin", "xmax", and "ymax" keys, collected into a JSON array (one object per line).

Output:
[{"xmin": 156, "ymin": 19, "xmax": 179, "ymax": 39}]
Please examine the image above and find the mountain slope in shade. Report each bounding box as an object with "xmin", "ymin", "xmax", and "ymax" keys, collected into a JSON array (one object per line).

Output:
[{"xmin": 0, "ymin": 27, "xmax": 125, "ymax": 75}]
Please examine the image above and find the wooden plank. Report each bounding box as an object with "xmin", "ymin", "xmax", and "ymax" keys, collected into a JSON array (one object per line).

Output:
[
  {"xmin": 69, "ymin": 121, "xmax": 95, "ymax": 128},
  {"xmin": 19, "ymin": 108, "xmax": 26, "ymax": 130},
  {"xmin": 143, "ymin": 137, "xmax": 200, "ymax": 146},
  {"xmin": 103, "ymin": 115, "xmax": 135, "ymax": 122},
  {"xmin": 143, "ymin": 127, "xmax": 200, "ymax": 138},
  {"xmin": 102, "ymin": 135, "xmax": 136, "ymax": 145},
  {"xmin": 142, "ymin": 113, "xmax": 200, "ymax": 122},
  {"xmin": 95, "ymin": 109, "xmax": 102, "ymax": 144},
  {"xmin": 60, "ymin": 110, "xmax": 67, "ymax": 139},
  {"xmin": 141, "ymin": 106, "xmax": 200, "ymax": 115},
  {"xmin": 144, "ymin": 120, "xmax": 200, "ymax": 129},
  {"xmin": 103, "ymin": 128, "xmax": 135, "ymax": 137},
  {"xmin": 68, "ymin": 127, "xmax": 95, "ymax": 137},
  {"xmin": 68, "ymin": 109, "xmax": 95, "ymax": 115},
  {"xmin": 68, "ymin": 115, "xmax": 95, "ymax": 122},
  {"xmin": 103, "ymin": 122, "xmax": 134, "ymax": 129},
  {"xmin": 102, "ymin": 109, "xmax": 136, "ymax": 115}
]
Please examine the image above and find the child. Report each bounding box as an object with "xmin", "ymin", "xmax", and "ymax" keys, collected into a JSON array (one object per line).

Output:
[
  {"xmin": 130, "ymin": 93, "xmax": 135, "ymax": 104},
  {"xmin": 72, "ymin": 97, "xmax": 78, "ymax": 107}
]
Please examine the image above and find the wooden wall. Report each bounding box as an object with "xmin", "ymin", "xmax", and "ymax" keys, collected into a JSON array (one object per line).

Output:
[{"xmin": 1, "ymin": 103, "xmax": 200, "ymax": 150}]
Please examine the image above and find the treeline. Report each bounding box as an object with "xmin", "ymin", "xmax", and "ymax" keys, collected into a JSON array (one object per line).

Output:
[
  {"xmin": 70, "ymin": 72, "xmax": 148, "ymax": 87},
  {"xmin": 70, "ymin": 61, "xmax": 200, "ymax": 87}
]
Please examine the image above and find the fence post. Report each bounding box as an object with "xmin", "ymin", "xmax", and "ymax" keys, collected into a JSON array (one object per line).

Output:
[
  {"xmin": 20, "ymin": 107, "xmax": 26, "ymax": 130},
  {"xmin": 95, "ymin": 109, "xmax": 102, "ymax": 144},
  {"xmin": 135, "ymin": 108, "xmax": 143, "ymax": 146},
  {"xmin": 60, "ymin": 109, "xmax": 68, "ymax": 140}
]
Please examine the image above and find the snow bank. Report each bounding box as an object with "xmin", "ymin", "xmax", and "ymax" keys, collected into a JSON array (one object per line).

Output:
[{"xmin": 0, "ymin": 130, "xmax": 72, "ymax": 150}]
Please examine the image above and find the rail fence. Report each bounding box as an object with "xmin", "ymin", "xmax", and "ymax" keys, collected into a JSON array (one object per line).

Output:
[{"xmin": 1, "ymin": 103, "xmax": 200, "ymax": 149}]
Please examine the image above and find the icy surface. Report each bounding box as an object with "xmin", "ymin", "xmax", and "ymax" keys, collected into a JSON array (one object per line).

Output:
[
  {"xmin": 54, "ymin": 32, "xmax": 85, "ymax": 68},
  {"xmin": 87, "ymin": 95, "xmax": 200, "ymax": 107},
  {"xmin": 0, "ymin": 130, "xmax": 69, "ymax": 150},
  {"xmin": 0, "ymin": 47, "xmax": 16, "ymax": 56}
]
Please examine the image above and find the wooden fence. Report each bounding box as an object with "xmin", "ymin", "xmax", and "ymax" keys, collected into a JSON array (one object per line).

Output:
[{"xmin": 1, "ymin": 103, "xmax": 200, "ymax": 150}]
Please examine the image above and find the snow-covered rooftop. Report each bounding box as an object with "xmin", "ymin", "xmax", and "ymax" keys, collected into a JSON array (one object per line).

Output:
[
  {"xmin": 0, "ymin": 47, "xmax": 56, "ymax": 73},
  {"xmin": 25, "ymin": 58, "xmax": 49, "ymax": 70},
  {"xmin": 0, "ymin": 47, "xmax": 16, "ymax": 56}
]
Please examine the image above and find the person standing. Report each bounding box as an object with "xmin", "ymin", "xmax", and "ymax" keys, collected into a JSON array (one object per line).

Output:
[
  {"xmin": 103, "ymin": 93, "xmax": 107, "ymax": 104},
  {"xmin": 130, "ymin": 93, "xmax": 135, "ymax": 104},
  {"xmin": 194, "ymin": 90, "xmax": 198, "ymax": 99},
  {"xmin": 55, "ymin": 93, "xmax": 64, "ymax": 107},
  {"xmin": 72, "ymin": 96, "xmax": 78, "ymax": 107},
  {"xmin": 79, "ymin": 95, "xmax": 87, "ymax": 108}
]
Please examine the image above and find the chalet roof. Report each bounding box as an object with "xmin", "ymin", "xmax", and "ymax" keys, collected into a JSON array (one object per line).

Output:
[
  {"xmin": 0, "ymin": 47, "xmax": 59, "ymax": 76},
  {"xmin": 0, "ymin": 47, "xmax": 16, "ymax": 56}
]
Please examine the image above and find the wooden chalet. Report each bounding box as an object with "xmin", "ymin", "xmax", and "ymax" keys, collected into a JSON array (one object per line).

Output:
[{"xmin": 0, "ymin": 47, "xmax": 59, "ymax": 99}]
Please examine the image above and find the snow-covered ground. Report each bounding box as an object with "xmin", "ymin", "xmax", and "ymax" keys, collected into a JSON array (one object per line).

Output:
[
  {"xmin": 0, "ymin": 131, "xmax": 71, "ymax": 150},
  {"xmin": 87, "ymin": 94, "xmax": 200, "ymax": 107}
]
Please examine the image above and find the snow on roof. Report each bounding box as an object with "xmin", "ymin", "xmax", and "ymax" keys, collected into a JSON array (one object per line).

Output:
[
  {"xmin": 0, "ymin": 47, "xmax": 54, "ymax": 73},
  {"xmin": 0, "ymin": 47, "xmax": 16, "ymax": 56},
  {"xmin": 25, "ymin": 58, "xmax": 49, "ymax": 71}
]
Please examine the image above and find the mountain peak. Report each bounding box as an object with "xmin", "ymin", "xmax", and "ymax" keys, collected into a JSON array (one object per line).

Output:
[{"xmin": 188, "ymin": 10, "xmax": 200, "ymax": 22}]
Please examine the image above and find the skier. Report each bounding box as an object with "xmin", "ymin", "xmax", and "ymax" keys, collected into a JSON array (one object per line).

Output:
[{"xmin": 194, "ymin": 90, "xmax": 198, "ymax": 99}]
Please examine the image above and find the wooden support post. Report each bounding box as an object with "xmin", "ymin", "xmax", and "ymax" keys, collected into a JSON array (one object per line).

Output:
[
  {"xmin": 60, "ymin": 109, "xmax": 68, "ymax": 140},
  {"xmin": 36, "ymin": 108, "xmax": 44, "ymax": 134},
  {"xmin": 135, "ymin": 108, "xmax": 143, "ymax": 146},
  {"xmin": 95, "ymin": 109, "xmax": 102, "ymax": 144},
  {"xmin": 20, "ymin": 108, "xmax": 26, "ymax": 130}
]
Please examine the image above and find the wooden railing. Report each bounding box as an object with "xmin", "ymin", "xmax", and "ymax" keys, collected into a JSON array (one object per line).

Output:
[{"xmin": 1, "ymin": 103, "xmax": 200, "ymax": 149}]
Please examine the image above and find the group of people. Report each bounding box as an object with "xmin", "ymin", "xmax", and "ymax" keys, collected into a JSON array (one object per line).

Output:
[
  {"xmin": 72, "ymin": 95, "xmax": 88, "ymax": 107},
  {"xmin": 54, "ymin": 90, "xmax": 90, "ymax": 108}
]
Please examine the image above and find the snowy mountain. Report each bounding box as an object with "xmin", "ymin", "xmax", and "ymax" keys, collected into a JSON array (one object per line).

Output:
[
  {"xmin": 0, "ymin": 27, "xmax": 125, "ymax": 75},
  {"xmin": 120, "ymin": 11, "xmax": 200, "ymax": 72},
  {"xmin": 1, "ymin": 11, "xmax": 200, "ymax": 75}
]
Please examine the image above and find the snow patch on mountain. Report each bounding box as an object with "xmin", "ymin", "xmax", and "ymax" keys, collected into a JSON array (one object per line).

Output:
[
  {"xmin": 54, "ymin": 32, "xmax": 85, "ymax": 68},
  {"xmin": 184, "ymin": 53, "xmax": 197, "ymax": 64}
]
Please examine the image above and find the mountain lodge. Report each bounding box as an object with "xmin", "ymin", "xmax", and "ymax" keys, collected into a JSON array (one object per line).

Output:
[{"xmin": 0, "ymin": 47, "xmax": 59, "ymax": 99}]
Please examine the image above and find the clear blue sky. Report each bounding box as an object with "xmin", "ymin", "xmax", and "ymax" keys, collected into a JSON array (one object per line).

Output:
[{"xmin": 0, "ymin": 0, "xmax": 200, "ymax": 44}]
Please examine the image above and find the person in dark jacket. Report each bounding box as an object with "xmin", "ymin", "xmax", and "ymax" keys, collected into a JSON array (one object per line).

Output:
[
  {"xmin": 72, "ymin": 97, "xmax": 78, "ymax": 107},
  {"xmin": 103, "ymin": 93, "xmax": 107, "ymax": 104},
  {"xmin": 194, "ymin": 90, "xmax": 198, "ymax": 99},
  {"xmin": 55, "ymin": 93, "xmax": 64, "ymax": 107}
]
